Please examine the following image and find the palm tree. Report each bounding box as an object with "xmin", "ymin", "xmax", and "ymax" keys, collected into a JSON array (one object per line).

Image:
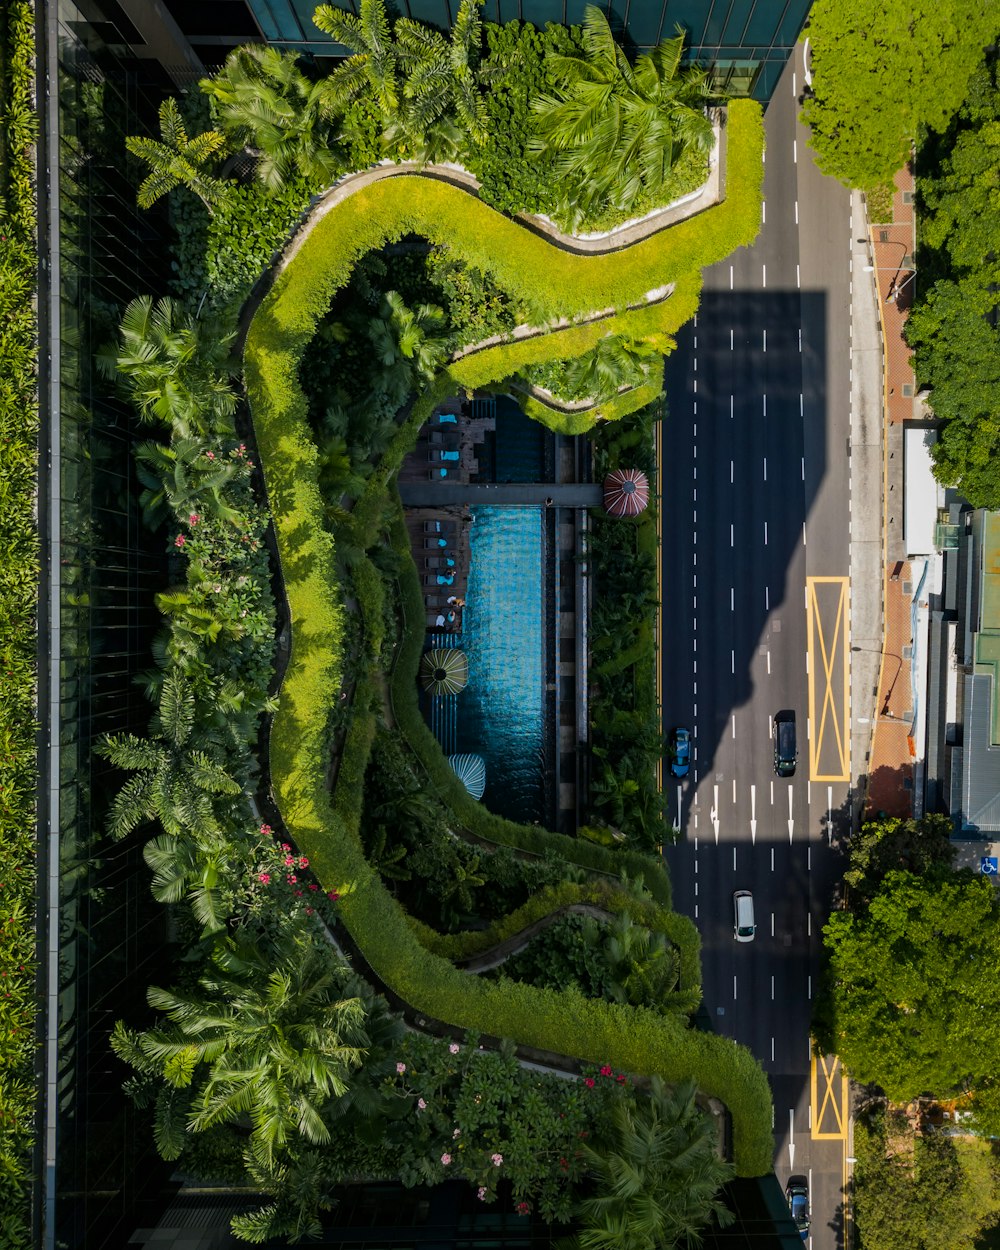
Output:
[
  {"xmin": 201, "ymin": 44, "xmax": 343, "ymax": 191},
  {"xmin": 97, "ymin": 669, "xmax": 241, "ymax": 843},
  {"xmin": 560, "ymin": 334, "xmax": 663, "ymax": 402},
  {"xmin": 573, "ymin": 1078, "xmax": 735, "ymax": 1250},
  {"xmin": 97, "ymin": 296, "xmax": 237, "ymax": 438},
  {"xmin": 134, "ymin": 437, "xmax": 242, "ymax": 530},
  {"xmin": 390, "ymin": 0, "xmax": 489, "ymax": 156},
  {"xmin": 531, "ymin": 8, "xmax": 713, "ymax": 219},
  {"xmin": 314, "ymin": 0, "xmax": 403, "ymax": 120},
  {"xmin": 604, "ymin": 912, "xmax": 680, "ymax": 1010},
  {"xmin": 110, "ymin": 936, "xmax": 370, "ymax": 1166},
  {"xmin": 368, "ymin": 290, "xmax": 448, "ymax": 385},
  {"xmin": 125, "ymin": 96, "xmax": 229, "ymax": 213}
]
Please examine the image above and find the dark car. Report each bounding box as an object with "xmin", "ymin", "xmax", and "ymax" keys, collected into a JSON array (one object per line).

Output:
[
  {"xmin": 670, "ymin": 727, "xmax": 691, "ymax": 777},
  {"xmin": 785, "ymin": 1175, "xmax": 809, "ymax": 1239},
  {"xmin": 773, "ymin": 710, "xmax": 797, "ymax": 777}
]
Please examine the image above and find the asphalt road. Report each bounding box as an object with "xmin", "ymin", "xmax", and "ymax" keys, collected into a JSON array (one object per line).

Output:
[{"xmin": 660, "ymin": 49, "xmax": 856, "ymax": 1250}]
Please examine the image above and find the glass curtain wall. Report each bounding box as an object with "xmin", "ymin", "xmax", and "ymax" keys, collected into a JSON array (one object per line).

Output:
[
  {"xmin": 244, "ymin": 0, "xmax": 812, "ymax": 100},
  {"xmin": 39, "ymin": 3, "xmax": 176, "ymax": 1246}
]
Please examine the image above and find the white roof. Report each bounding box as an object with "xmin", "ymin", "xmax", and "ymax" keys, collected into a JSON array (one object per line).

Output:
[{"xmin": 904, "ymin": 427, "xmax": 940, "ymax": 557}]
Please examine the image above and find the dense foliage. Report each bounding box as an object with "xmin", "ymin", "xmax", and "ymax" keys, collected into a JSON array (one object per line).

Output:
[
  {"xmin": 853, "ymin": 1107, "xmax": 1000, "ymax": 1250},
  {"xmin": 105, "ymin": 7, "xmax": 774, "ymax": 1235},
  {"xmin": 905, "ymin": 52, "xmax": 1000, "ymax": 506},
  {"xmin": 585, "ymin": 405, "xmax": 664, "ymax": 849},
  {"xmin": 818, "ymin": 816, "xmax": 1000, "ymax": 1129},
  {"xmin": 799, "ymin": 0, "xmax": 995, "ymax": 188},
  {"xmin": 0, "ymin": 2, "xmax": 38, "ymax": 1244}
]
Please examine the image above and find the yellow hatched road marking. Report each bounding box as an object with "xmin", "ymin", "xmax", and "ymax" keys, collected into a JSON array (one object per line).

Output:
[
  {"xmin": 805, "ymin": 576, "xmax": 850, "ymax": 781},
  {"xmin": 811, "ymin": 1052, "xmax": 848, "ymax": 1140}
]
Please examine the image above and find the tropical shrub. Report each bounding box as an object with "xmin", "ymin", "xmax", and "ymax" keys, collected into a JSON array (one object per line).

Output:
[
  {"xmin": 585, "ymin": 404, "xmax": 663, "ymax": 847},
  {"xmin": 466, "ymin": 20, "xmax": 581, "ymax": 216},
  {"xmin": 0, "ymin": 3, "xmax": 38, "ymax": 1243},
  {"xmin": 169, "ymin": 175, "xmax": 316, "ymax": 315}
]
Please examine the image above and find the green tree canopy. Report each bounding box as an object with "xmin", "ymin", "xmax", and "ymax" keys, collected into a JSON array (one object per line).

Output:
[
  {"xmin": 799, "ymin": 0, "xmax": 994, "ymax": 187},
  {"xmin": 905, "ymin": 275, "xmax": 1000, "ymax": 506},
  {"xmin": 200, "ymin": 44, "xmax": 343, "ymax": 190},
  {"xmin": 824, "ymin": 868, "xmax": 1000, "ymax": 1105},
  {"xmin": 853, "ymin": 1109, "xmax": 1000, "ymax": 1250},
  {"xmin": 111, "ymin": 936, "xmax": 370, "ymax": 1167},
  {"xmin": 843, "ymin": 813, "xmax": 955, "ymax": 903}
]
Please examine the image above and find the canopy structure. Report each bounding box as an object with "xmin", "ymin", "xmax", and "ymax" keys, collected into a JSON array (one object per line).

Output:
[
  {"xmin": 603, "ymin": 468, "xmax": 650, "ymax": 518},
  {"xmin": 448, "ymin": 753, "xmax": 486, "ymax": 800},
  {"xmin": 419, "ymin": 647, "xmax": 469, "ymax": 696}
]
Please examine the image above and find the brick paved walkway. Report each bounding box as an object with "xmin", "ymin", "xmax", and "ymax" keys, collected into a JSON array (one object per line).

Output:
[{"xmin": 865, "ymin": 164, "xmax": 919, "ymax": 819}]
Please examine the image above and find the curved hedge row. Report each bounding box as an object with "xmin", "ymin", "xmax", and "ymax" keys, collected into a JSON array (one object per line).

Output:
[{"xmin": 244, "ymin": 99, "xmax": 773, "ymax": 1175}]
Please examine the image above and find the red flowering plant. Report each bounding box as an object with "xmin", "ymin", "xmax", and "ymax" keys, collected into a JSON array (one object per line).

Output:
[
  {"xmin": 231, "ymin": 822, "xmax": 342, "ymax": 933},
  {"xmin": 380, "ymin": 1033, "xmax": 627, "ymax": 1222}
]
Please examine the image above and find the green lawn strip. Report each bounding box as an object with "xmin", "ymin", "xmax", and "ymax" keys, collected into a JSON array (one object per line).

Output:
[
  {"xmin": 262, "ymin": 99, "xmax": 761, "ymax": 331},
  {"xmin": 516, "ymin": 382, "xmax": 662, "ymax": 435},
  {"xmin": 0, "ymin": 2, "xmax": 38, "ymax": 1243}
]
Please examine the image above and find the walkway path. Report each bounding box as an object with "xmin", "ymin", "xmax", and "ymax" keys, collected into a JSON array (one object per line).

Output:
[{"xmin": 398, "ymin": 481, "xmax": 602, "ymax": 508}]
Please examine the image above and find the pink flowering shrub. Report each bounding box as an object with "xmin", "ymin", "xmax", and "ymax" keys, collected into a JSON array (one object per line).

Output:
[{"xmin": 380, "ymin": 1032, "xmax": 627, "ymax": 1222}]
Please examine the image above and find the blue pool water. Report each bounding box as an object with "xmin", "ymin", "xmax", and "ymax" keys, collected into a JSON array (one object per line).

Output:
[{"xmin": 455, "ymin": 506, "xmax": 545, "ymax": 822}]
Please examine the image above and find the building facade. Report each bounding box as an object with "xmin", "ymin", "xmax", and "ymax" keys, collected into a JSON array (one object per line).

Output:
[{"xmin": 161, "ymin": 0, "xmax": 812, "ymax": 99}]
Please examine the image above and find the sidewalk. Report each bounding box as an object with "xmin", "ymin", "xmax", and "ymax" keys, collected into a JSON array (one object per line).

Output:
[{"xmin": 863, "ymin": 164, "xmax": 920, "ymax": 819}]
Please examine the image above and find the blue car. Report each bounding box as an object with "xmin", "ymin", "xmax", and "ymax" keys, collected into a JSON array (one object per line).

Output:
[
  {"xmin": 786, "ymin": 1176, "xmax": 809, "ymax": 1240},
  {"xmin": 670, "ymin": 727, "xmax": 691, "ymax": 777}
]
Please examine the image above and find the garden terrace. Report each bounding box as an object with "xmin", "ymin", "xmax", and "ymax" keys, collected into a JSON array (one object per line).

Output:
[{"xmin": 243, "ymin": 97, "xmax": 774, "ymax": 1176}]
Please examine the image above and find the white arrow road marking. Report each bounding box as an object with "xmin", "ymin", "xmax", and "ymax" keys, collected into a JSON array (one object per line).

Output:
[
  {"xmin": 788, "ymin": 1109, "xmax": 796, "ymax": 1170},
  {"xmin": 788, "ymin": 785, "xmax": 795, "ymax": 843},
  {"xmin": 712, "ymin": 784, "xmax": 720, "ymax": 845},
  {"xmin": 827, "ymin": 784, "xmax": 834, "ymax": 846},
  {"xmin": 676, "ymin": 786, "xmax": 682, "ymax": 830},
  {"xmin": 750, "ymin": 784, "xmax": 757, "ymax": 845}
]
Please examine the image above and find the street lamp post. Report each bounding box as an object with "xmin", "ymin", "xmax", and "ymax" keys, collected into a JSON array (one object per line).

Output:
[{"xmin": 862, "ymin": 239, "xmax": 915, "ymax": 304}]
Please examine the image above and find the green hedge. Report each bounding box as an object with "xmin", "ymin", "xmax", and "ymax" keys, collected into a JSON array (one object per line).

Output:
[{"xmin": 0, "ymin": 2, "xmax": 38, "ymax": 1244}]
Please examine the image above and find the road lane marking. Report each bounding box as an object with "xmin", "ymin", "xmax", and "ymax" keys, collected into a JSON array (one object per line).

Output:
[{"xmin": 806, "ymin": 576, "xmax": 850, "ymax": 781}]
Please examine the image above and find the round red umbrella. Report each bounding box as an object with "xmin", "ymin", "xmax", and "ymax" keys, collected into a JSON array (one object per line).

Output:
[{"xmin": 603, "ymin": 468, "xmax": 650, "ymax": 518}]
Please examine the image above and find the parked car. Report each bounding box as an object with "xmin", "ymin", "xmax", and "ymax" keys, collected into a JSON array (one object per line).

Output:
[
  {"xmin": 670, "ymin": 727, "xmax": 691, "ymax": 777},
  {"xmin": 785, "ymin": 1175, "xmax": 809, "ymax": 1239}
]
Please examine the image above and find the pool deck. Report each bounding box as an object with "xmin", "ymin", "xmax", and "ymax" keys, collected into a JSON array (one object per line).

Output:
[{"xmin": 399, "ymin": 482, "xmax": 602, "ymax": 507}]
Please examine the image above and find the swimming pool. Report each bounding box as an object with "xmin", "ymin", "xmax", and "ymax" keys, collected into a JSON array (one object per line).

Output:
[{"xmin": 430, "ymin": 507, "xmax": 546, "ymax": 824}]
